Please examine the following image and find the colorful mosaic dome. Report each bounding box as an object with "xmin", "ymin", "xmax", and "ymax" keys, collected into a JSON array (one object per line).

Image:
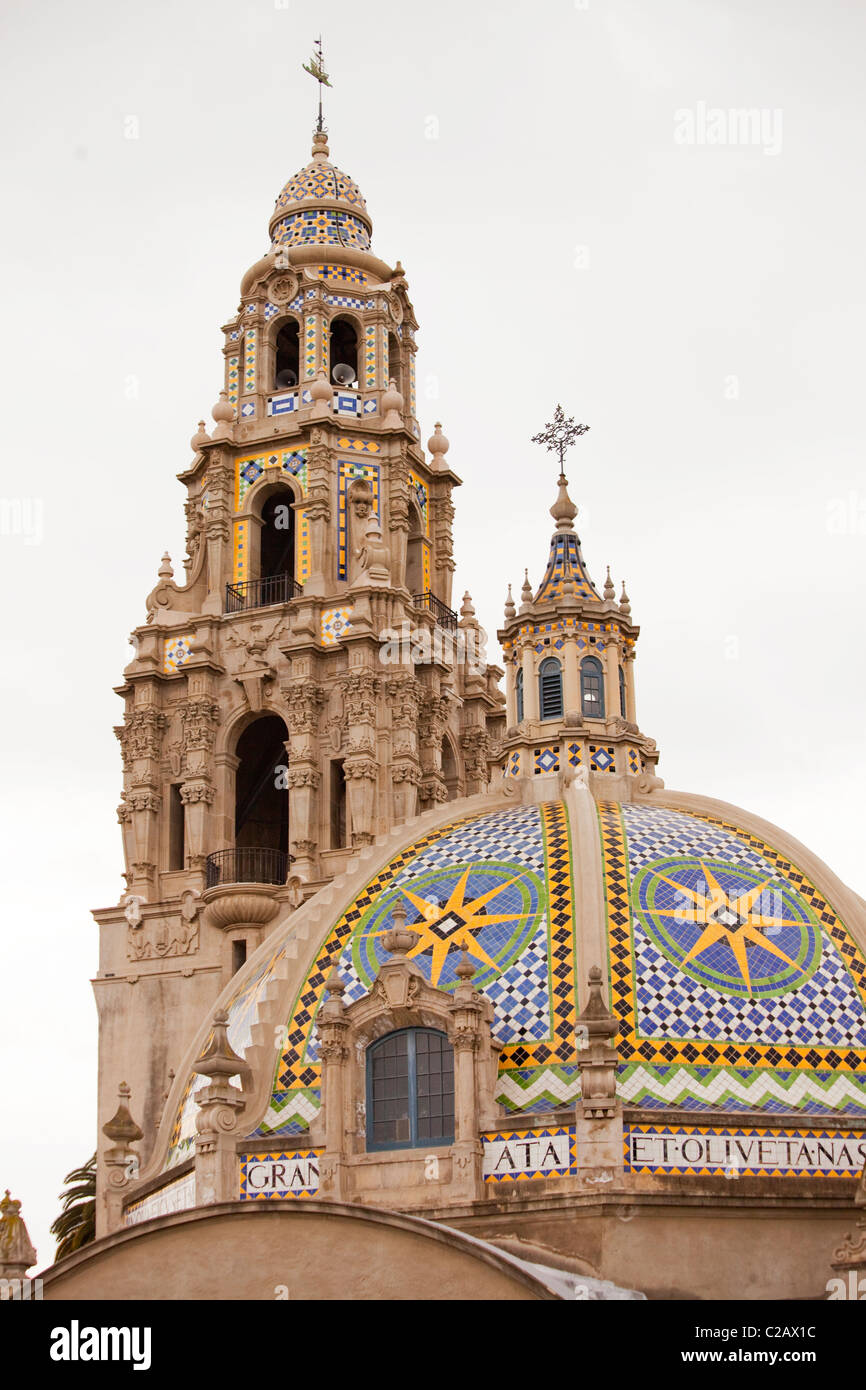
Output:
[
  {"xmin": 269, "ymin": 131, "xmax": 373, "ymax": 251},
  {"xmin": 162, "ymin": 793, "xmax": 866, "ymax": 1170}
]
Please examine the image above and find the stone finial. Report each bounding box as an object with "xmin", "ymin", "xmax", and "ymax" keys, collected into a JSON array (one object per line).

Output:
[
  {"xmin": 190, "ymin": 419, "xmax": 210, "ymax": 452},
  {"xmin": 520, "ymin": 569, "xmax": 533, "ymax": 607},
  {"xmin": 158, "ymin": 552, "xmax": 174, "ymax": 581},
  {"xmin": 310, "ymin": 368, "xmax": 333, "ymax": 419},
  {"xmin": 102, "ymin": 1081, "xmax": 144, "ymax": 1148},
  {"xmin": 212, "ymin": 390, "xmax": 234, "ymax": 439},
  {"xmin": 382, "ymin": 901, "xmax": 420, "ymax": 958},
  {"xmin": 604, "ymin": 566, "xmax": 615, "ymax": 601},
  {"xmin": 193, "ymin": 1010, "xmax": 250, "ymax": 1081},
  {"xmin": 459, "ymin": 591, "xmax": 478, "ymax": 628},
  {"xmin": 325, "ymin": 964, "xmax": 347, "ymax": 1002},
  {"xmin": 455, "ymin": 943, "xmax": 475, "ymax": 982},
  {"xmin": 550, "ymin": 473, "xmax": 578, "ymax": 532},
  {"xmin": 428, "ymin": 421, "xmax": 450, "ymax": 465},
  {"xmin": 619, "ymin": 581, "xmax": 631, "ymax": 616},
  {"xmin": 311, "ymin": 129, "xmax": 330, "ymax": 160},
  {"xmin": 0, "ymin": 1190, "xmax": 37, "ymax": 1276},
  {"xmin": 504, "ymin": 584, "xmax": 516, "ymax": 619},
  {"xmin": 382, "ymin": 377, "xmax": 404, "ymax": 428}
]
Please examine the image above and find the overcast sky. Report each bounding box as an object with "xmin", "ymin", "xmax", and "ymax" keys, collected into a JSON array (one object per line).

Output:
[{"xmin": 2, "ymin": 0, "xmax": 865, "ymax": 1265}]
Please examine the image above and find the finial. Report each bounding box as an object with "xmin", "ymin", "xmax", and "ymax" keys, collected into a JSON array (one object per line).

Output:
[
  {"xmin": 193, "ymin": 1010, "xmax": 250, "ymax": 1080},
  {"xmin": 212, "ymin": 390, "xmax": 234, "ymax": 439},
  {"xmin": 532, "ymin": 404, "xmax": 590, "ymax": 473},
  {"xmin": 190, "ymin": 419, "xmax": 210, "ymax": 452},
  {"xmin": 460, "ymin": 591, "xmax": 476, "ymax": 622},
  {"xmin": 382, "ymin": 376, "xmax": 404, "ymax": 428},
  {"xmin": 619, "ymin": 581, "xmax": 631, "ymax": 616},
  {"xmin": 302, "ymin": 36, "xmax": 332, "ymax": 135},
  {"xmin": 520, "ymin": 569, "xmax": 533, "ymax": 608},
  {"xmin": 428, "ymin": 421, "xmax": 450, "ymax": 462},
  {"xmin": 158, "ymin": 552, "xmax": 173, "ymax": 581},
  {"xmin": 504, "ymin": 584, "xmax": 516, "ymax": 619},
  {"xmin": 604, "ymin": 566, "xmax": 615, "ymax": 601},
  {"xmin": 325, "ymin": 963, "xmax": 346, "ymax": 1000},
  {"xmin": 455, "ymin": 942, "xmax": 475, "ymax": 982},
  {"xmin": 382, "ymin": 901, "xmax": 420, "ymax": 958},
  {"xmin": 550, "ymin": 473, "xmax": 578, "ymax": 532},
  {"xmin": 102, "ymin": 1081, "xmax": 144, "ymax": 1147}
]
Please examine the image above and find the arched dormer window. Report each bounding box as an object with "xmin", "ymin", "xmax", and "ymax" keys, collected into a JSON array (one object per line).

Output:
[
  {"xmin": 366, "ymin": 1028, "xmax": 454, "ymax": 1151},
  {"xmin": 274, "ymin": 318, "xmax": 300, "ymax": 390},
  {"xmin": 581, "ymin": 656, "xmax": 605, "ymax": 719},
  {"xmin": 619, "ymin": 665, "xmax": 627, "ymax": 719},
  {"xmin": 538, "ymin": 657, "xmax": 563, "ymax": 720},
  {"xmin": 516, "ymin": 667, "xmax": 524, "ymax": 723},
  {"xmin": 330, "ymin": 316, "xmax": 358, "ymax": 387}
]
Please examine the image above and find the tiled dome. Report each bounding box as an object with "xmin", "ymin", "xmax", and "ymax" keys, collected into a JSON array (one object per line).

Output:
[{"xmin": 269, "ymin": 131, "xmax": 373, "ymax": 251}]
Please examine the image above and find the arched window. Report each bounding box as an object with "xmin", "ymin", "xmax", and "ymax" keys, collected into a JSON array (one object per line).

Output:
[
  {"xmin": 258, "ymin": 487, "xmax": 296, "ymax": 604},
  {"xmin": 274, "ymin": 318, "xmax": 299, "ymax": 390},
  {"xmin": 231, "ymin": 713, "xmax": 289, "ymax": 883},
  {"xmin": 406, "ymin": 498, "xmax": 424, "ymax": 596},
  {"xmin": 581, "ymin": 656, "xmax": 605, "ymax": 719},
  {"xmin": 387, "ymin": 332, "xmax": 402, "ymax": 392},
  {"xmin": 516, "ymin": 668, "xmax": 524, "ymax": 723},
  {"xmin": 441, "ymin": 736, "xmax": 460, "ymax": 800},
  {"xmin": 538, "ymin": 657, "xmax": 563, "ymax": 720},
  {"xmin": 329, "ymin": 316, "xmax": 358, "ymax": 386},
  {"xmin": 367, "ymin": 1028, "xmax": 454, "ymax": 1151},
  {"xmin": 619, "ymin": 665, "xmax": 627, "ymax": 718}
]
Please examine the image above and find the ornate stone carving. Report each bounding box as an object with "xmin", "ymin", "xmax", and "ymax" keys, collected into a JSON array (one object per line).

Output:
[
  {"xmin": 180, "ymin": 780, "xmax": 215, "ymax": 805},
  {"xmin": 340, "ymin": 671, "xmax": 379, "ymax": 725},
  {"xmin": 270, "ymin": 272, "xmax": 299, "ymax": 303},
  {"xmin": 285, "ymin": 767, "xmax": 320, "ymax": 789},
  {"xmin": 127, "ymin": 912, "xmax": 199, "ymax": 960},
  {"xmin": 115, "ymin": 709, "xmax": 166, "ymax": 768},
  {"xmin": 179, "ymin": 696, "xmax": 220, "ymax": 753},
  {"xmin": 460, "ymin": 728, "xmax": 490, "ymax": 782},
  {"xmin": 343, "ymin": 759, "xmax": 379, "ymax": 782},
  {"xmin": 127, "ymin": 789, "xmax": 162, "ymax": 814},
  {"xmin": 283, "ymin": 684, "xmax": 325, "ymax": 734},
  {"xmin": 391, "ymin": 763, "xmax": 421, "ymax": 785}
]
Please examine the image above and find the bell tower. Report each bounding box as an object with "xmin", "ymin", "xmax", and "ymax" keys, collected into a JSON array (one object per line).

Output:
[
  {"xmin": 497, "ymin": 407, "xmax": 661, "ymax": 795},
  {"xmin": 96, "ymin": 99, "xmax": 506, "ymax": 1158}
]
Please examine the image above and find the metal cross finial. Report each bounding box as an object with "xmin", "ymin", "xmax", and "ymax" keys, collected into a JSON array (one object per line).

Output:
[
  {"xmin": 303, "ymin": 36, "xmax": 333, "ymax": 133},
  {"xmin": 531, "ymin": 405, "xmax": 590, "ymax": 477}
]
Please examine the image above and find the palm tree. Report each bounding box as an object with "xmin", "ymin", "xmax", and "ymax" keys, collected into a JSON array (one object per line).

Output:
[{"xmin": 50, "ymin": 1154, "xmax": 96, "ymax": 1260}]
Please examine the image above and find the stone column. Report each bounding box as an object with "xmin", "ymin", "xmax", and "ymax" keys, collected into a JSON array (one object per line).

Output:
[
  {"xmin": 386, "ymin": 673, "xmax": 422, "ymax": 822},
  {"xmin": 521, "ymin": 644, "xmax": 538, "ymax": 722},
  {"xmin": 99, "ymin": 1081, "xmax": 144, "ymax": 1237},
  {"xmin": 295, "ymin": 427, "xmax": 332, "ymax": 597},
  {"xmin": 193, "ymin": 1010, "xmax": 250, "ymax": 1207},
  {"xmin": 460, "ymin": 727, "xmax": 490, "ymax": 797},
  {"xmin": 603, "ymin": 643, "xmax": 620, "ymax": 723},
  {"xmin": 417, "ymin": 689, "xmax": 450, "ymax": 809},
  {"xmin": 283, "ymin": 682, "xmax": 324, "ymax": 877},
  {"xmin": 448, "ymin": 952, "xmax": 485, "ymax": 1202},
  {"xmin": 575, "ymin": 965, "xmax": 623, "ymax": 1179},
  {"xmin": 340, "ymin": 669, "xmax": 380, "ymax": 845},
  {"xmin": 317, "ymin": 968, "xmax": 351, "ymax": 1201},
  {"xmin": 623, "ymin": 649, "xmax": 637, "ymax": 723}
]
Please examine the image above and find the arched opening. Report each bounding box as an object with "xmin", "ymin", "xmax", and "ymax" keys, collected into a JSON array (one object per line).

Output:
[
  {"xmin": 330, "ymin": 316, "xmax": 358, "ymax": 386},
  {"xmin": 366, "ymin": 1028, "xmax": 454, "ymax": 1151},
  {"xmin": 274, "ymin": 318, "xmax": 300, "ymax": 390},
  {"xmin": 256, "ymin": 485, "xmax": 296, "ymax": 605},
  {"xmin": 441, "ymin": 736, "xmax": 460, "ymax": 800},
  {"xmin": 234, "ymin": 714, "xmax": 289, "ymax": 874},
  {"xmin": 619, "ymin": 665, "xmax": 627, "ymax": 719},
  {"xmin": 581, "ymin": 656, "xmax": 605, "ymax": 719},
  {"xmin": 538, "ymin": 657, "xmax": 563, "ymax": 720},
  {"xmin": 406, "ymin": 498, "xmax": 424, "ymax": 597},
  {"xmin": 515, "ymin": 668, "xmax": 524, "ymax": 724},
  {"xmin": 387, "ymin": 332, "xmax": 402, "ymax": 393}
]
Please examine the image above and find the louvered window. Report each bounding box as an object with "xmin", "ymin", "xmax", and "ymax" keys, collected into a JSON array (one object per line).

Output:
[{"xmin": 539, "ymin": 657, "xmax": 563, "ymax": 720}]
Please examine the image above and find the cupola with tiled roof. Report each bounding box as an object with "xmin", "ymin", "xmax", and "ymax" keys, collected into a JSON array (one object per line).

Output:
[{"xmin": 496, "ymin": 407, "xmax": 661, "ymax": 791}]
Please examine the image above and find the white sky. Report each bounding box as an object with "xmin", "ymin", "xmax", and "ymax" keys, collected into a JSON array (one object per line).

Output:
[{"xmin": 2, "ymin": 0, "xmax": 865, "ymax": 1266}]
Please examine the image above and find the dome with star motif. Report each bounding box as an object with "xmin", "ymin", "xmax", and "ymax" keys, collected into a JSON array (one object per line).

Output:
[{"xmin": 157, "ymin": 787, "xmax": 866, "ymax": 1173}]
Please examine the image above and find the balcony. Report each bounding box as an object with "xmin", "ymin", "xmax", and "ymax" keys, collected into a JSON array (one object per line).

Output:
[
  {"xmin": 205, "ymin": 847, "xmax": 289, "ymax": 889},
  {"xmin": 412, "ymin": 591, "xmax": 458, "ymax": 632},
  {"xmin": 225, "ymin": 573, "xmax": 302, "ymax": 614}
]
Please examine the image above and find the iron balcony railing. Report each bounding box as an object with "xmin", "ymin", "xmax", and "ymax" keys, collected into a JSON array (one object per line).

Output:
[
  {"xmin": 225, "ymin": 573, "xmax": 302, "ymax": 613},
  {"xmin": 205, "ymin": 847, "xmax": 289, "ymax": 889},
  {"xmin": 411, "ymin": 591, "xmax": 458, "ymax": 632}
]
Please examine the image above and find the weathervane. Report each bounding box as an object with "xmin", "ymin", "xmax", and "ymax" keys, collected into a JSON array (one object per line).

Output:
[
  {"xmin": 303, "ymin": 36, "xmax": 332, "ymax": 133},
  {"xmin": 531, "ymin": 405, "xmax": 590, "ymax": 478}
]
